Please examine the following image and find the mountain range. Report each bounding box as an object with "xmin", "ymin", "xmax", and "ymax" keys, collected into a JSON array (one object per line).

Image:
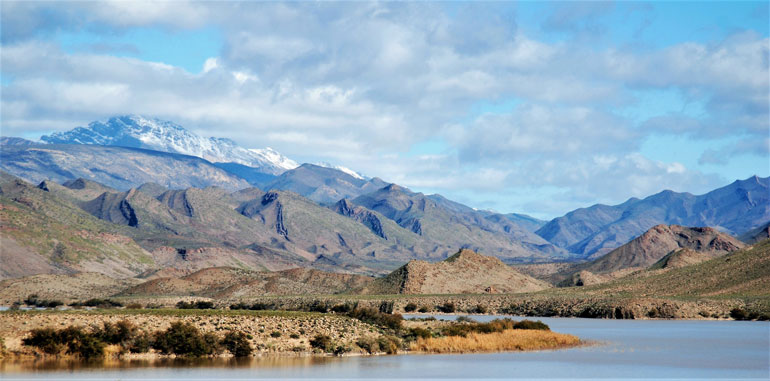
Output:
[{"xmin": 1, "ymin": 115, "xmax": 768, "ymax": 283}]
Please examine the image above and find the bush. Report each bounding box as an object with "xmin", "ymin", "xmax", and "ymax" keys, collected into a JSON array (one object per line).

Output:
[
  {"xmin": 127, "ymin": 331, "xmax": 152, "ymax": 353},
  {"xmin": 331, "ymin": 304, "xmax": 353, "ymax": 313},
  {"xmin": 221, "ymin": 331, "xmax": 252, "ymax": 357},
  {"xmin": 177, "ymin": 301, "xmax": 215, "ymax": 309},
  {"xmin": 356, "ymin": 337, "xmax": 379, "ymax": 354},
  {"xmin": 23, "ymin": 294, "xmax": 63, "ymax": 308},
  {"xmin": 404, "ymin": 303, "xmax": 417, "ymax": 312},
  {"xmin": 456, "ymin": 316, "xmax": 476, "ymax": 323},
  {"xmin": 270, "ymin": 331, "xmax": 282, "ymax": 338},
  {"xmin": 437, "ymin": 302, "xmax": 456, "ymax": 313},
  {"xmin": 441, "ymin": 318, "xmax": 549, "ymax": 337},
  {"xmin": 418, "ymin": 306, "xmax": 430, "ymax": 313},
  {"xmin": 347, "ymin": 308, "xmax": 403, "ymax": 331},
  {"xmin": 126, "ymin": 303, "xmax": 143, "ymax": 309},
  {"xmin": 23, "ymin": 327, "xmax": 66, "ymax": 354},
  {"xmin": 471, "ymin": 304, "xmax": 488, "ymax": 314},
  {"xmin": 513, "ymin": 320, "xmax": 550, "ymax": 331},
  {"xmin": 404, "ymin": 327, "xmax": 431, "ymax": 342},
  {"xmin": 730, "ymin": 308, "xmax": 748, "ymax": 320},
  {"xmin": 289, "ymin": 333, "xmax": 300, "ymax": 339},
  {"xmin": 153, "ymin": 321, "xmax": 221, "ymax": 356},
  {"xmin": 309, "ymin": 334, "xmax": 333, "ymax": 352},
  {"xmin": 70, "ymin": 299, "xmax": 123, "ymax": 308},
  {"xmin": 333, "ymin": 345, "xmax": 351, "ymax": 356},
  {"xmin": 95, "ymin": 320, "xmax": 137, "ymax": 345},
  {"xmin": 376, "ymin": 335, "xmax": 401, "ymax": 354}
]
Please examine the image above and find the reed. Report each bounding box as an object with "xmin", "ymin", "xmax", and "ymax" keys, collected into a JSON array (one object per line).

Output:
[{"xmin": 410, "ymin": 329, "xmax": 580, "ymax": 354}]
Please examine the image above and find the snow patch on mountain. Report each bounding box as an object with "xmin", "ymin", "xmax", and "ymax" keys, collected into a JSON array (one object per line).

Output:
[
  {"xmin": 41, "ymin": 115, "xmax": 298, "ymax": 175},
  {"xmin": 315, "ymin": 162, "xmax": 366, "ymax": 180}
]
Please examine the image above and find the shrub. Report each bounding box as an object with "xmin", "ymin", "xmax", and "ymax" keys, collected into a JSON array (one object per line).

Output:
[
  {"xmin": 307, "ymin": 301, "xmax": 329, "ymax": 313},
  {"xmin": 331, "ymin": 304, "xmax": 353, "ymax": 313},
  {"xmin": 347, "ymin": 308, "xmax": 403, "ymax": 331},
  {"xmin": 127, "ymin": 331, "xmax": 152, "ymax": 353},
  {"xmin": 456, "ymin": 316, "xmax": 476, "ymax": 323},
  {"xmin": 356, "ymin": 337, "xmax": 379, "ymax": 354},
  {"xmin": 513, "ymin": 320, "xmax": 550, "ymax": 331},
  {"xmin": 153, "ymin": 321, "xmax": 221, "ymax": 356},
  {"xmin": 23, "ymin": 294, "xmax": 63, "ymax": 308},
  {"xmin": 333, "ymin": 345, "xmax": 351, "ymax": 356},
  {"xmin": 289, "ymin": 333, "xmax": 300, "ymax": 339},
  {"xmin": 270, "ymin": 331, "xmax": 282, "ymax": 338},
  {"xmin": 376, "ymin": 335, "xmax": 401, "ymax": 354},
  {"xmin": 176, "ymin": 301, "xmax": 215, "ymax": 309},
  {"xmin": 471, "ymin": 304, "xmax": 488, "ymax": 314},
  {"xmin": 23, "ymin": 327, "xmax": 66, "ymax": 354},
  {"xmin": 404, "ymin": 327, "xmax": 431, "ymax": 342},
  {"xmin": 230, "ymin": 302, "xmax": 249, "ymax": 310},
  {"xmin": 437, "ymin": 302, "xmax": 456, "ymax": 313},
  {"xmin": 404, "ymin": 303, "xmax": 417, "ymax": 312},
  {"xmin": 96, "ymin": 320, "xmax": 137, "ymax": 345},
  {"xmin": 72, "ymin": 299, "xmax": 123, "ymax": 308},
  {"xmin": 418, "ymin": 306, "xmax": 430, "ymax": 313},
  {"xmin": 730, "ymin": 308, "xmax": 748, "ymax": 320},
  {"xmin": 221, "ymin": 331, "xmax": 252, "ymax": 357},
  {"xmin": 309, "ymin": 334, "xmax": 332, "ymax": 352}
]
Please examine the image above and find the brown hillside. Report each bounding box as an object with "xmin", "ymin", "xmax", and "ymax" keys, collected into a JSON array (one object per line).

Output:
[
  {"xmin": 577, "ymin": 225, "xmax": 744, "ymax": 275},
  {"xmin": 357, "ymin": 249, "xmax": 549, "ymax": 295}
]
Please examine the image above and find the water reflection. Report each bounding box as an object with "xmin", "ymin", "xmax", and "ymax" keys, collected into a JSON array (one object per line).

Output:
[{"xmin": 1, "ymin": 356, "xmax": 341, "ymax": 373}]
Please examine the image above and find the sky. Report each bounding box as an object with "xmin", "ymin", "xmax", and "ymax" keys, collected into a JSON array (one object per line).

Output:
[{"xmin": 1, "ymin": 1, "xmax": 768, "ymax": 219}]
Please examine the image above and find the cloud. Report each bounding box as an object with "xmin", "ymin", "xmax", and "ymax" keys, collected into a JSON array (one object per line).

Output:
[{"xmin": 1, "ymin": 2, "xmax": 767, "ymax": 217}]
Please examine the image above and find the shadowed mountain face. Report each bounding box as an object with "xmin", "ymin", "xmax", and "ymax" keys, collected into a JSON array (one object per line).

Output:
[
  {"xmin": 536, "ymin": 176, "xmax": 769, "ymax": 258},
  {"xmin": 357, "ymin": 249, "xmax": 549, "ymax": 295},
  {"xmin": 352, "ymin": 184, "xmax": 567, "ymax": 262},
  {"xmin": 264, "ymin": 163, "xmax": 388, "ymax": 204},
  {"xmin": 0, "ymin": 144, "xmax": 250, "ymax": 191}
]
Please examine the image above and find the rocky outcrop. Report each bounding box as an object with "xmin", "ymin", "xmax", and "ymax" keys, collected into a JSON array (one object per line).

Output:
[
  {"xmin": 333, "ymin": 199, "xmax": 387, "ymax": 239},
  {"xmin": 357, "ymin": 249, "xmax": 549, "ymax": 295}
]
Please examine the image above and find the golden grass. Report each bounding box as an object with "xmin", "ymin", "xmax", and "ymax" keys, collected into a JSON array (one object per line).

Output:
[{"xmin": 411, "ymin": 329, "xmax": 580, "ymax": 354}]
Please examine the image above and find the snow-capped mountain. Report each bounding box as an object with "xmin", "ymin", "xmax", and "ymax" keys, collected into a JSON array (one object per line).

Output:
[
  {"xmin": 315, "ymin": 162, "xmax": 366, "ymax": 180},
  {"xmin": 40, "ymin": 115, "xmax": 298, "ymax": 175}
]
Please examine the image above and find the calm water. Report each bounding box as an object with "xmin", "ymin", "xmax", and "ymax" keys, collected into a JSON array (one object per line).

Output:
[{"xmin": 2, "ymin": 315, "xmax": 768, "ymax": 380}]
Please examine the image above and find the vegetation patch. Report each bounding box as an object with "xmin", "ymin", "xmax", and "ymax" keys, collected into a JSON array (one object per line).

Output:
[{"xmin": 411, "ymin": 329, "xmax": 580, "ymax": 354}]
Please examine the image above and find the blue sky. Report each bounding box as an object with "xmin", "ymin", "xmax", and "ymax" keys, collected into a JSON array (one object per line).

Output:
[{"xmin": 1, "ymin": 1, "xmax": 768, "ymax": 219}]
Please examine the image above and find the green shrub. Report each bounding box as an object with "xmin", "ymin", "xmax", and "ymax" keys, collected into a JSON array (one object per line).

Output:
[
  {"xmin": 730, "ymin": 308, "xmax": 748, "ymax": 320},
  {"xmin": 472, "ymin": 304, "xmax": 488, "ymax": 314},
  {"xmin": 221, "ymin": 331, "xmax": 252, "ymax": 357},
  {"xmin": 404, "ymin": 327, "xmax": 431, "ymax": 341},
  {"xmin": 404, "ymin": 303, "xmax": 417, "ymax": 312},
  {"xmin": 355, "ymin": 337, "xmax": 379, "ymax": 354},
  {"xmin": 70, "ymin": 299, "xmax": 123, "ymax": 308},
  {"xmin": 376, "ymin": 335, "xmax": 401, "ymax": 354},
  {"xmin": 513, "ymin": 320, "xmax": 550, "ymax": 331},
  {"xmin": 418, "ymin": 306, "xmax": 430, "ymax": 313},
  {"xmin": 22, "ymin": 327, "xmax": 66, "ymax": 354},
  {"xmin": 152, "ymin": 321, "xmax": 221, "ymax": 356},
  {"xmin": 96, "ymin": 320, "xmax": 137, "ymax": 345},
  {"xmin": 289, "ymin": 333, "xmax": 300, "ymax": 339},
  {"xmin": 176, "ymin": 301, "xmax": 215, "ymax": 309},
  {"xmin": 127, "ymin": 331, "xmax": 152, "ymax": 353},
  {"xmin": 333, "ymin": 345, "xmax": 351, "ymax": 356},
  {"xmin": 309, "ymin": 334, "xmax": 333, "ymax": 352},
  {"xmin": 331, "ymin": 304, "xmax": 353, "ymax": 313},
  {"xmin": 456, "ymin": 316, "xmax": 476, "ymax": 323},
  {"xmin": 347, "ymin": 308, "xmax": 403, "ymax": 331},
  {"xmin": 23, "ymin": 294, "xmax": 63, "ymax": 308},
  {"xmin": 437, "ymin": 302, "xmax": 456, "ymax": 313},
  {"xmin": 270, "ymin": 331, "xmax": 282, "ymax": 338}
]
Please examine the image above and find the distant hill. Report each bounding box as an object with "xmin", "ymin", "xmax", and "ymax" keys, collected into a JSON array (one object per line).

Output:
[
  {"xmin": 357, "ymin": 249, "xmax": 549, "ymax": 295},
  {"xmin": 120, "ymin": 266, "xmax": 373, "ymax": 298},
  {"xmin": 570, "ymin": 239, "xmax": 770, "ymax": 298},
  {"xmin": 0, "ymin": 143, "xmax": 251, "ymax": 191},
  {"xmin": 558, "ymin": 225, "xmax": 745, "ymax": 286},
  {"xmin": 739, "ymin": 222, "xmax": 770, "ymax": 244},
  {"xmin": 536, "ymin": 176, "xmax": 769, "ymax": 258}
]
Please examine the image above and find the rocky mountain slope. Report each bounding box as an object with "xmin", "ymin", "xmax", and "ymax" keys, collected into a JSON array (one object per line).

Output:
[
  {"xmin": 562, "ymin": 238, "xmax": 770, "ymax": 299},
  {"xmin": 739, "ymin": 222, "xmax": 770, "ymax": 244},
  {"xmin": 39, "ymin": 115, "xmax": 298, "ymax": 175},
  {"xmin": 264, "ymin": 163, "xmax": 387, "ymax": 204},
  {"xmin": 557, "ymin": 225, "xmax": 745, "ymax": 286},
  {"xmin": 120, "ymin": 267, "xmax": 373, "ymax": 298},
  {"xmin": 357, "ymin": 249, "xmax": 549, "ymax": 295},
  {"xmin": 352, "ymin": 184, "xmax": 565, "ymax": 262},
  {"xmin": 0, "ymin": 143, "xmax": 250, "ymax": 191},
  {"xmin": 536, "ymin": 176, "xmax": 769, "ymax": 258}
]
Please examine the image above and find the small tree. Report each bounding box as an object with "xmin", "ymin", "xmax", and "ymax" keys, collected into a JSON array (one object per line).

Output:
[{"xmin": 221, "ymin": 331, "xmax": 252, "ymax": 357}]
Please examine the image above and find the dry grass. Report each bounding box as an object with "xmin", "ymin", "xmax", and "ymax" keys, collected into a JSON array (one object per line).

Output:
[{"xmin": 411, "ymin": 329, "xmax": 580, "ymax": 354}]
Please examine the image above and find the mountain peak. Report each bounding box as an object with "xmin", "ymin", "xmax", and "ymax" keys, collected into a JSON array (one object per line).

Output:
[{"xmin": 40, "ymin": 115, "xmax": 298, "ymax": 175}]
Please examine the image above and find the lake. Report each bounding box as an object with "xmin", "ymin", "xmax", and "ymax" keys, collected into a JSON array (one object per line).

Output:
[{"xmin": 2, "ymin": 315, "xmax": 768, "ymax": 379}]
